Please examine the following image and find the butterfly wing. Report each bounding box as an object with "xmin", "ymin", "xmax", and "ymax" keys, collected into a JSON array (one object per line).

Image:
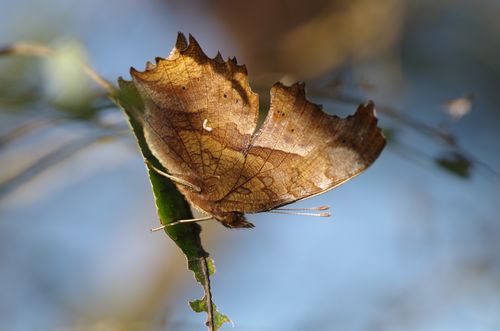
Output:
[
  {"xmin": 130, "ymin": 33, "xmax": 259, "ymax": 199},
  {"xmin": 216, "ymin": 82, "xmax": 385, "ymax": 213}
]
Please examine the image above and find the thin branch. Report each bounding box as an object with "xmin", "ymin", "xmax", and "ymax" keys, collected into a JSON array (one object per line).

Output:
[
  {"xmin": 0, "ymin": 116, "xmax": 67, "ymax": 148},
  {"xmin": 317, "ymin": 92, "xmax": 456, "ymax": 147},
  {"xmin": 0, "ymin": 130, "xmax": 124, "ymax": 199},
  {"xmin": 0, "ymin": 42, "xmax": 116, "ymax": 94}
]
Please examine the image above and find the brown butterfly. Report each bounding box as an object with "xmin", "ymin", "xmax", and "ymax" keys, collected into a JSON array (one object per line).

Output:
[{"xmin": 129, "ymin": 33, "xmax": 385, "ymax": 229}]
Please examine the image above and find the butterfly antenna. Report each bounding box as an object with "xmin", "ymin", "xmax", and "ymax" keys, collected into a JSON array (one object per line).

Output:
[
  {"xmin": 267, "ymin": 210, "xmax": 331, "ymax": 217},
  {"xmin": 274, "ymin": 205, "xmax": 330, "ymax": 211},
  {"xmin": 151, "ymin": 215, "xmax": 214, "ymax": 232}
]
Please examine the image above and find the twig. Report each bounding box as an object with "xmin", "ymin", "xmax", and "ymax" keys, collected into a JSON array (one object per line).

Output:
[
  {"xmin": 0, "ymin": 130, "xmax": 123, "ymax": 199},
  {"xmin": 316, "ymin": 92, "xmax": 456, "ymax": 147},
  {"xmin": 0, "ymin": 42, "xmax": 116, "ymax": 94},
  {"xmin": 0, "ymin": 116, "xmax": 67, "ymax": 148}
]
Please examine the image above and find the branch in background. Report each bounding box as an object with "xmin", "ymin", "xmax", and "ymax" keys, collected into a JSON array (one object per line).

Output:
[
  {"xmin": 0, "ymin": 42, "xmax": 116, "ymax": 94},
  {"xmin": 0, "ymin": 116, "xmax": 67, "ymax": 148},
  {"xmin": 0, "ymin": 128, "xmax": 128, "ymax": 199},
  {"xmin": 0, "ymin": 42, "xmax": 125, "ymax": 198}
]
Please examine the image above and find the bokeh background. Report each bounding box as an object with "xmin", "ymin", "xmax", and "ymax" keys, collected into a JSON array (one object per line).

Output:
[{"xmin": 1, "ymin": 0, "xmax": 500, "ymax": 330}]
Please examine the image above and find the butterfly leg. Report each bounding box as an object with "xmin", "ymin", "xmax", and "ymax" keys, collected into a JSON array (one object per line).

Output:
[
  {"xmin": 145, "ymin": 160, "xmax": 201, "ymax": 192},
  {"xmin": 151, "ymin": 215, "xmax": 214, "ymax": 232},
  {"xmin": 224, "ymin": 219, "xmax": 255, "ymax": 229}
]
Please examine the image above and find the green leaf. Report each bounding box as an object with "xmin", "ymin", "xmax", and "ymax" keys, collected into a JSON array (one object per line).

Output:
[
  {"xmin": 381, "ymin": 127, "xmax": 396, "ymax": 143},
  {"xmin": 436, "ymin": 153, "xmax": 472, "ymax": 178},
  {"xmin": 189, "ymin": 258, "xmax": 232, "ymax": 330},
  {"xmin": 115, "ymin": 78, "xmax": 230, "ymax": 330}
]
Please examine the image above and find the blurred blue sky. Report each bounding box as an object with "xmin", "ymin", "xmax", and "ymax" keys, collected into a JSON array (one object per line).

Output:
[{"xmin": 1, "ymin": 1, "xmax": 500, "ymax": 331}]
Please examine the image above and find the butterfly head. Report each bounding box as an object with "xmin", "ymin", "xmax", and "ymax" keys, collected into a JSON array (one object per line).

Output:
[{"xmin": 215, "ymin": 211, "xmax": 255, "ymax": 229}]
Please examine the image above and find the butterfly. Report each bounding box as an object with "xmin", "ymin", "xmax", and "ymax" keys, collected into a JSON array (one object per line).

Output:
[{"xmin": 128, "ymin": 33, "xmax": 385, "ymax": 228}]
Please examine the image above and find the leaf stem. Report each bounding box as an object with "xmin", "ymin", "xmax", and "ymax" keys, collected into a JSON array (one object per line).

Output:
[{"xmin": 200, "ymin": 257, "xmax": 215, "ymax": 331}]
